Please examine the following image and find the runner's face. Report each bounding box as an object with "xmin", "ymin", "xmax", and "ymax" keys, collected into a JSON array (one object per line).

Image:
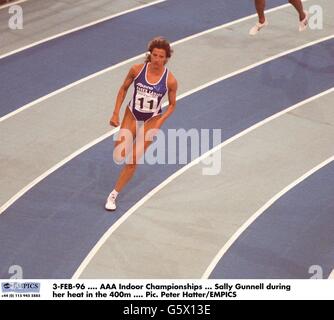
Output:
[{"xmin": 150, "ymin": 48, "xmax": 167, "ymax": 67}]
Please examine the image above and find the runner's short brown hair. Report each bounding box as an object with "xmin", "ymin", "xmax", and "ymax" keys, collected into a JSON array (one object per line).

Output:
[{"xmin": 145, "ymin": 36, "xmax": 173, "ymax": 63}]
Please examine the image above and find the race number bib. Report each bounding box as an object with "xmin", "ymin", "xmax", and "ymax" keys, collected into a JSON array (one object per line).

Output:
[{"xmin": 134, "ymin": 92, "xmax": 159, "ymax": 113}]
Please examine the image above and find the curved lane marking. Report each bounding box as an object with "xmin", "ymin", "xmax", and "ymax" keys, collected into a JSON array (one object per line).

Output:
[
  {"xmin": 73, "ymin": 87, "xmax": 334, "ymax": 279},
  {"xmin": 0, "ymin": 2, "xmax": 313, "ymax": 122},
  {"xmin": 0, "ymin": 0, "xmax": 166, "ymax": 59},
  {"xmin": 202, "ymin": 154, "xmax": 334, "ymax": 279},
  {"xmin": 1, "ymin": 36, "xmax": 332, "ymax": 215}
]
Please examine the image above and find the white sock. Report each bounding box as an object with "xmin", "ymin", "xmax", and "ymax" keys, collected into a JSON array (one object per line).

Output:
[{"xmin": 110, "ymin": 189, "xmax": 119, "ymax": 198}]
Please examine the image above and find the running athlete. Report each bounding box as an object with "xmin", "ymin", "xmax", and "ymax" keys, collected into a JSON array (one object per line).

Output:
[
  {"xmin": 105, "ymin": 37, "xmax": 178, "ymax": 211},
  {"xmin": 249, "ymin": 0, "xmax": 308, "ymax": 35}
]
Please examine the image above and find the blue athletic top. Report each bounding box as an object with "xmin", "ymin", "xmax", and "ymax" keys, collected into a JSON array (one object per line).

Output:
[{"xmin": 129, "ymin": 63, "xmax": 168, "ymax": 121}]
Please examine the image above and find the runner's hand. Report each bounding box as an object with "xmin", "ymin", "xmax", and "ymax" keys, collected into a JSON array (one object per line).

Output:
[{"xmin": 110, "ymin": 113, "xmax": 120, "ymax": 127}]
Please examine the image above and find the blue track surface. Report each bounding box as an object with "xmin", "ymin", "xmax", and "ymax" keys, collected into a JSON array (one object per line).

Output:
[
  {"xmin": 210, "ymin": 160, "xmax": 334, "ymax": 279},
  {"xmin": 0, "ymin": 0, "xmax": 288, "ymax": 117},
  {"xmin": 0, "ymin": 39, "xmax": 333, "ymax": 278}
]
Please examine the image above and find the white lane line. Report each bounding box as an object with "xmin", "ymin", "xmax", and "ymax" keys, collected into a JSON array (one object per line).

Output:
[
  {"xmin": 1, "ymin": 33, "xmax": 333, "ymax": 215},
  {"xmin": 172, "ymin": 0, "xmax": 311, "ymax": 47},
  {"xmin": 0, "ymin": 0, "xmax": 27, "ymax": 10},
  {"xmin": 0, "ymin": 0, "xmax": 166, "ymax": 59},
  {"xmin": 0, "ymin": 0, "xmax": 314, "ymax": 122},
  {"xmin": 202, "ymin": 154, "xmax": 334, "ymax": 279},
  {"xmin": 1, "ymin": 34, "xmax": 332, "ymax": 217},
  {"xmin": 0, "ymin": 54, "xmax": 144, "ymax": 122},
  {"xmin": 0, "ymin": 129, "xmax": 117, "ymax": 215},
  {"xmin": 72, "ymin": 87, "xmax": 334, "ymax": 279},
  {"xmin": 175, "ymin": 34, "xmax": 333, "ymax": 101}
]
